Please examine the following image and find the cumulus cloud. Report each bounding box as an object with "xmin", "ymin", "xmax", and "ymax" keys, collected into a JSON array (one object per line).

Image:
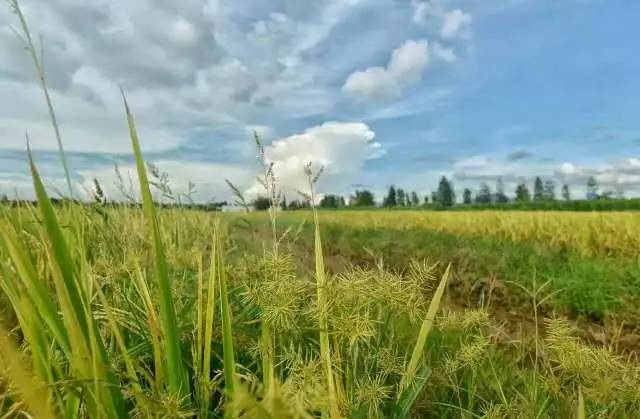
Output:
[
  {"xmin": 441, "ymin": 9, "xmax": 472, "ymax": 39},
  {"xmin": 343, "ymin": 39, "xmax": 453, "ymax": 100},
  {"xmin": 246, "ymin": 122, "xmax": 383, "ymax": 197}
]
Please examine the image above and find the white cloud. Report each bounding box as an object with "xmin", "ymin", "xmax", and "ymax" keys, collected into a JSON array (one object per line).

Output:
[
  {"xmin": 441, "ymin": 9, "xmax": 472, "ymax": 39},
  {"xmin": 411, "ymin": 0, "xmax": 432, "ymax": 25},
  {"xmin": 171, "ymin": 18, "xmax": 198, "ymax": 46},
  {"xmin": 246, "ymin": 122, "xmax": 382, "ymax": 197},
  {"xmin": 78, "ymin": 160, "xmax": 253, "ymax": 203},
  {"xmin": 431, "ymin": 42, "xmax": 456, "ymax": 62},
  {"xmin": 343, "ymin": 39, "xmax": 452, "ymax": 101}
]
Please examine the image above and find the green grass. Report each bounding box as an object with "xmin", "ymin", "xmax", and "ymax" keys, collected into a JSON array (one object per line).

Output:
[{"xmin": 258, "ymin": 219, "xmax": 640, "ymax": 323}]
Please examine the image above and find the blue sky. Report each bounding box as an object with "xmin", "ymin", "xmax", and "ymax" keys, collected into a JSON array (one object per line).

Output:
[{"xmin": 0, "ymin": 0, "xmax": 638, "ymax": 201}]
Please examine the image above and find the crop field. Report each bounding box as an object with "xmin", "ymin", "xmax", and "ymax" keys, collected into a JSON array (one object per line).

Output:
[
  {"xmin": 1, "ymin": 1, "xmax": 640, "ymax": 418},
  {"xmin": 2, "ymin": 165, "xmax": 640, "ymax": 418}
]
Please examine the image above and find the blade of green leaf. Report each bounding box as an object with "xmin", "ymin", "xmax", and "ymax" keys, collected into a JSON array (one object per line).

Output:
[{"xmin": 123, "ymin": 93, "xmax": 189, "ymax": 396}]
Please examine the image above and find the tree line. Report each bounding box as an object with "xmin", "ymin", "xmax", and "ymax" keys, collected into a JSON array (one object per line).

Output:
[{"xmin": 264, "ymin": 174, "xmax": 633, "ymax": 211}]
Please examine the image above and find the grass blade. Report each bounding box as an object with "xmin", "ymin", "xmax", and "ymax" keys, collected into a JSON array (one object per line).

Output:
[
  {"xmin": 123, "ymin": 93, "xmax": 189, "ymax": 396},
  {"xmin": 400, "ymin": 264, "xmax": 451, "ymax": 390},
  {"xmin": 217, "ymin": 231, "xmax": 236, "ymax": 404},
  {"xmin": 27, "ymin": 145, "xmax": 127, "ymax": 418}
]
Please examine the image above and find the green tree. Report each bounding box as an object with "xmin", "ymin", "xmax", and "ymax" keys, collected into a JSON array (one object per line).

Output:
[
  {"xmin": 423, "ymin": 195, "xmax": 430, "ymax": 204},
  {"xmin": 463, "ymin": 188, "xmax": 472, "ymax": 204},
  {"xmin": 587, "ymin": 176, "xmax": 599, "ymax": 200},
  {"xmin": 437, "ymin": 176, "xmax": 455, "ymax": 207},
  {"xmin": 430, "ymin": 191, "xmax": 438, "ymax": 205},
  {"xmin": 495, "ymin": 178, "xmax": 508, "ymax": 203},
  {"xmin": 352, "ymin": 190, "xmax": 375, "ymax": 206},
  {"xmin": 475, "ymin": 183, "xmax": 492, "ymax": 204},
  {"xmin": 253, "ymin": 196, "xmax": 271, "ymax": 211},
  {"xmin": 533, "ymin": 176, "xmax": 544, "ymax": 201},
  {"xmin": 515, "ymin": 183, "xmax": 531, "ymax": 202},
  {"xmin": 383, "ymin": 185, "xmax": 397, "ymax": 207},
  {"xmin": 410, "ymin": 191, "xmax": 419, "ymax": 206},
  {"xmin": 562, "ymin": 184, "xmax": 571, "ymax": 201},
  {"xmin": 320, "ymin": 194, "xmax": 343, "ymax": 208},
  {"xmin": 397, "ymin": 188, "xmax": 406, "ymax": 207},
  {"xmin": 543, "ymin": 179, "xmax": 556, "ymax": 201},
  {"xmin": 281, "ymin": 195, "xmax": 287, "ymax": 210}
]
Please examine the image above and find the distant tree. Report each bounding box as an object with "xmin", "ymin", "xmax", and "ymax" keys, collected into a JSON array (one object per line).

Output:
[
  {"xmin": 600, "ymin": 190, "xmax": 614, "ymax": 199},
  {"xmin": 475, "ymin": 183, "xmax": 492, "ymax": 204},
  {"xmin": 561, "ymin": 184, "xmax": 571, "ymax": 201},
  {"xmin": 253, "ymin": 196, "xmax": 271, "ymax": 211},
  {"xmin": 533, "ymin": 177, "xmax": 544, "ymax": 201},
  {"xmin": 431, "ymin": 191, "xmax": 438, "ymax": 205},
  {"xmin": 411, "ymin": 191, "xmax": 419, "ymax": 206},
  {"xmin": 320, "ymin": 194, "xmax": 343, "ymax": 208},
  {"xmin": 288, "ymin": 200, "xmax": 302, "ymax": 210},
  {"xmin": 495, "ymin": 178, "xmax": 508, "ymax": 203},
  {"xmin": 352, "ymin": 190, "xmax": 375, "ymax": 207},
  {"xmin": 437, "ymin": 176, "xmax": 455, "ymax": 207},
  {"xmin": 543, "ymin": 179, "xmax": 556, "ymax": 201},
  {"xmin": 515, "ymin": 183, "xmax": 531, "ymax": 202},
  {"xmin": 463, "ymin": 188, "xmax": 472, "ymax": 204},
  {"xmin": 281, "ymin": 195, "xmax": 288, "ymax": 210},
  {"xmin": 423, "ymin": 195, "xmax": 430, "ymax": 204},
  {"xmin": 397, "ymin": 188, "xmax": 406, "ymax": 207},
  {"xmin": 586, "ymin": 176, "xmax": 599, "ymax": 200},
  {"xmin": 383, "ymin": 185, "xmax": 397, "ymax": 207}
]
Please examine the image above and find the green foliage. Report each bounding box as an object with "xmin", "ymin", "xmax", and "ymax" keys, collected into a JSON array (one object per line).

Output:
[
  {"xmin": 437, "ymin": 176, "xmax": 455, "ymax": 208},
  {"xmin": 534, "ymin": 176, "xmax": 544, "ymax": 201},
  {"xmin": 352, "ymin": 189, "xmax": 376, "ymax": 207},
  {"xmin": 383, "ymin": 185, "xmax": 397, "ymax": 207},
  {"xmin": 320, "ymin": 194, "xmax": 346, "ymax": 208}
]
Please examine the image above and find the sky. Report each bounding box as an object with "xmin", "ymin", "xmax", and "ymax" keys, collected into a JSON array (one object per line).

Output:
[{"xmin": 1, "ymin": 0, "xmax": 639, "ymax": 202}]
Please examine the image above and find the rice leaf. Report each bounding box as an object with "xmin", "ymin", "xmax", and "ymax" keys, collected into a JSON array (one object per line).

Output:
[
  {"xmin": 123, "ymin": 93, "xmax": 189, "ymax": 396},
  {"xmin": 400, "ymin": 264, "xmax": 451, "ymax": 390}
]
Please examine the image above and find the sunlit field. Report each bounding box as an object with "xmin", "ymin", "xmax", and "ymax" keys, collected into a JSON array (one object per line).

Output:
[
  {"xmin": 3, "ymin": 187, "xmax": 640, "ymax": 417},
  {"xmin": 2, "ymin": 0, "xmax": 640, "ymax": 418}
]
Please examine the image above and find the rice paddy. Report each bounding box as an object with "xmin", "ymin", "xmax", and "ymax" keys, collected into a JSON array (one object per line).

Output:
[
  {"xmin": 2, "ymin": 1, "xmax": 640, "ymax": 417},
  {"xmin": 2, "ymin": 155, "xmax": 640, "ymax": 417}
]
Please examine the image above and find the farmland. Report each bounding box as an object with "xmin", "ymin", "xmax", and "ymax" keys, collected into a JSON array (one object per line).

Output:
[
  {"xmin": 2, "ymin": 185, "xmax": 640, "ymax": 417},
  {"xmin": 1, "ymin": 1, "xmax": 640, "ymax": 417}
]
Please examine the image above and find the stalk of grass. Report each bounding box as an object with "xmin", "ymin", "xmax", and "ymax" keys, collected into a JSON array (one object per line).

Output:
[
  {"xmin": 0, "ymin": 322, "xmax": 56, "ymax": 419},
  {"xmin": 0, "ymin": 222, "xmax": 70, "ymax": 356},
  {"xmin": 123, "ymin": 93, "xmax": 189, "ymax": 396},
  {"xmin": 216, "ymin": 229, "xmax": 237, "ymax": 408},
  {"xmin": 577, "ymin": 385, "xmax": 585, "ymax": 419},
  {"xmin": 132, "ymin": 264, "xmax": 165, "ymax": 393},
  {"xmin": 9, "ymin": 0, "xmax": 73, "ymax": 197},
  {"xmin": 400, "ymin": 263, "xmax": 451, "ymax": 390},
  {"xmin": 202, "ymin": 236, "xmax": 219, "ymax": 414},
  {"xmin": 26, "ymin": 145, "xmax": 127, "ymax": 418},
  {"xmin": 254, "ymin": 132, "xmax": 277, "ymax": 397},
  {"xmin": 305, "ymin": 163, "xmax": 340, "ymax": 418}
]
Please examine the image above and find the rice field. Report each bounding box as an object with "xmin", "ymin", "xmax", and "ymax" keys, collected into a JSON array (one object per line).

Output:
[
  {"xmin": 2, "ymin": 148, "xmax": 640, "ymax": 417},
  {"xmin": 2, "ymin": 1, "xmax": 640, "ymax": 417}
]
